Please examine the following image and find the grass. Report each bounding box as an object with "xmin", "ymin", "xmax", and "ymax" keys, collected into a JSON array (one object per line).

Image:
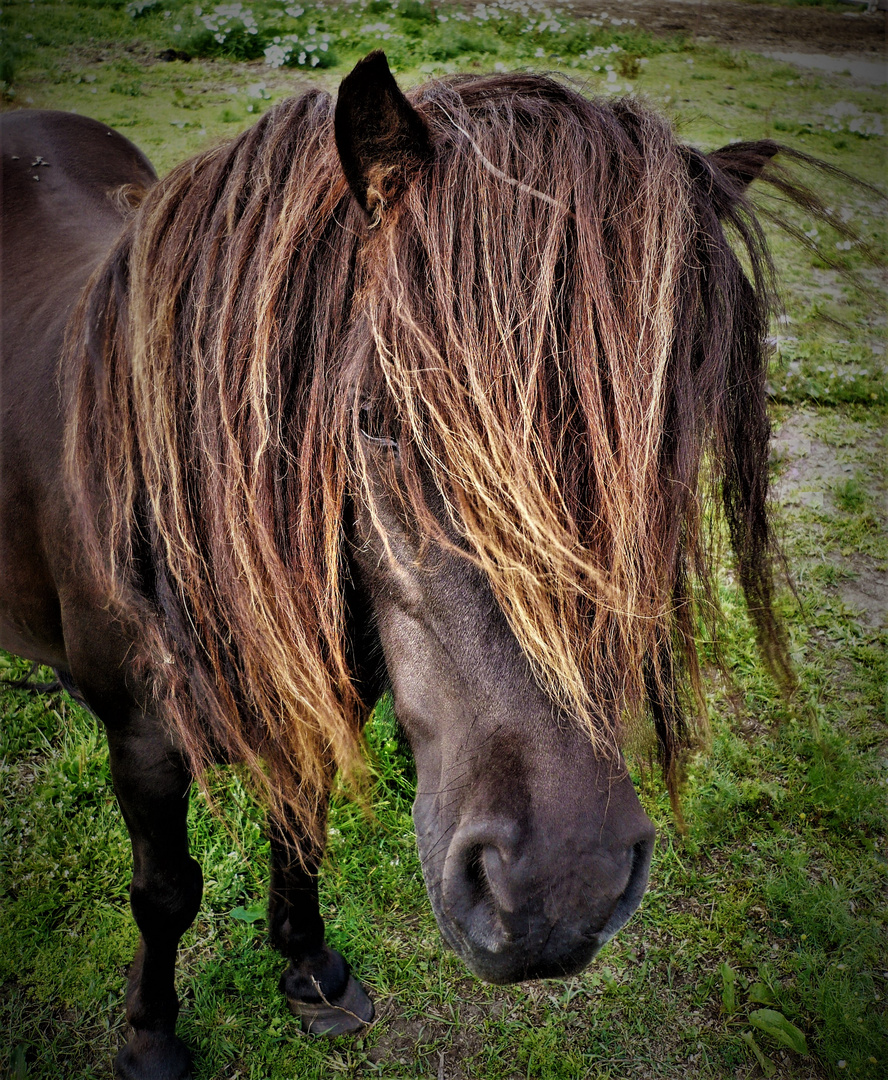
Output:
[{"xmin": 1, "ymin": 2, "xmax": 886, "ymax": 1078}]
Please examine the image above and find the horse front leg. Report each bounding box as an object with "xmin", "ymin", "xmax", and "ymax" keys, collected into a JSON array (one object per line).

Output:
[
  {"xmin": 268, "ymin": 811, "xmax": 374, "ymax": 1035},
  {"xmin": 107, "ymin": 722, "xmax": 203, "ymax": 1080}
]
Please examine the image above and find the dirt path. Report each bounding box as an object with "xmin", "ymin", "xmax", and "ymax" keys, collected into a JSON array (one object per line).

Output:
[{"xmin": 565, "ymin": 0, "xmax": 886, "ymax": 60}]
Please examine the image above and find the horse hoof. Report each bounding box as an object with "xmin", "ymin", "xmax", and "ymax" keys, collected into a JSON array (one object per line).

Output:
[
  {"xmin": 114, "ymin": 1031, "xmax": 193, "ymax": 1080},
  {"xmin": 288, "ymin": 973, "xmax": 374, "ymax": 1036}
]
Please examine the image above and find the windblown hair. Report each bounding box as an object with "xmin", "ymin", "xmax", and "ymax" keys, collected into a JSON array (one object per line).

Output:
[{"xmin": 67, "ymin": 74, "xmax": 807, "ymax": 839}]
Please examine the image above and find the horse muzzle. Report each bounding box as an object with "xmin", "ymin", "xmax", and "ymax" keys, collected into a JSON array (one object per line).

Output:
[{"xmin": 422, "ymin": 811, "xmax": 656, "ymax": 984}]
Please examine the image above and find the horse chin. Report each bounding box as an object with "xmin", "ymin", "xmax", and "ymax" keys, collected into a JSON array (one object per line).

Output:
[
  {"xmin": 453, "ymin": 932, "xmax": 603, "ymax": 986},
  {"xmin": 426, "ymin": 888, "xmax": 604, "ymax": 985}
]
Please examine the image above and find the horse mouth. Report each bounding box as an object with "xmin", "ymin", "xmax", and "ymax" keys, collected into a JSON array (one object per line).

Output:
[{"xmin": 437, "ymin": 914, "xmax": 602, "ymax": 985}]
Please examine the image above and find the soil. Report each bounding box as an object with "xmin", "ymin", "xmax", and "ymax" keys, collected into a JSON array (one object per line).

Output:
[
  {"xmin": 565, "ymin": 0, "xmax": 887, "ymax": 60},
  {"xmin": 771, "ymin": 409, "xmax": 887, "ymax": 631}
]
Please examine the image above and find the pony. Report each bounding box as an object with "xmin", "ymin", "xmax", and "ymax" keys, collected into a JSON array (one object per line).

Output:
[{"xmin": 2, "ymin": 51, "xmax": 814, "ymax": 1079}]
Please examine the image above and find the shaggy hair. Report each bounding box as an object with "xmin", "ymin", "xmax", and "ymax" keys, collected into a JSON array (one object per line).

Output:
[{"xmin": 66, "ymin": 74, "xmax": 804, "ymax": 842}]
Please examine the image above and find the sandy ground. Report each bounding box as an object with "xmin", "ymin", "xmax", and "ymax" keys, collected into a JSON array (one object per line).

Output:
[{"xmin": 565, "ymin": 0, "xmax": 886, "ymax": 60}]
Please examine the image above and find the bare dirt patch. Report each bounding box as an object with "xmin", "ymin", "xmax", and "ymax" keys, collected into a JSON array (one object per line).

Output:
[
  {"xmin": 771, "ymin": 408, "xmax": 887, "ymax": 631},
  {"xmin": 837, "ymin": 552, "xmax": 888, "ymax": 628},
  {"xmin": 566, "ymin": 0, "xmax": 886, "ymax": 60}
]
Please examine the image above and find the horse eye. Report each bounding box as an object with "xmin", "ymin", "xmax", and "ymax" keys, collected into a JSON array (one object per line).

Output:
[{"xmin": 359, "ymin": 403, "xmax": 398, "ymax": 450}]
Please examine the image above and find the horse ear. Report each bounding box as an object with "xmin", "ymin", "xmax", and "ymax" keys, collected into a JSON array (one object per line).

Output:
[
  {"xmin": 707, "ymin": 139, "xmax": 779, "ymax": 193},
  {"xmin": 334, "ymin": 51, "xmax": 433, "ymax": 222}
]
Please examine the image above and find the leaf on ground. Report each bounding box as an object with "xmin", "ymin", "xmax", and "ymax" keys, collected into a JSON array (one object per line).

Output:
[
  {"xmin": 748, "ymin": 981, "xmax": 777, "ymax": 1006},
  {"xmin": 719, "ymin": 962, "xmax": 737, "ymax": 1014},
  {"xmin": 741, "ymin": 1031, "xmax": 776, "ymax": 1077},
  {"xmin": 229, "ymin": 903, "xmax": 266, "ymax": 923},
  {"xmin": 749, "ymin": 1008, "xmax": 809, "ymax": 1055}
]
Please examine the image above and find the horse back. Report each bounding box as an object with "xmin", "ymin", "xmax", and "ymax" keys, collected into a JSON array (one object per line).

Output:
[{"xmin": 0, "ymin": 111, "xmax": 156, "ymax": 668}]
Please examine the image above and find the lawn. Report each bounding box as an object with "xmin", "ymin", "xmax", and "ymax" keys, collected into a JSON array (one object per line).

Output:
[{"xmin": 0, "ymin": 2, "xmax": 885, "ymax": 1078}]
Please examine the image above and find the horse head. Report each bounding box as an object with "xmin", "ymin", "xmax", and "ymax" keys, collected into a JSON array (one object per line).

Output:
[
  {"xmin": 331, "ymin": 52, "xmax": 790, "ymax": 983},
  {"xmin": 336, "ymin": 53, "xmax": 659, "ymax": 982}
]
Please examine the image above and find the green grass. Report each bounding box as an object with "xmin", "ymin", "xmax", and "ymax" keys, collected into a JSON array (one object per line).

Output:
[{"xmin": 1, "ymin": 2, "xmax": 886, "ymax": 1078}]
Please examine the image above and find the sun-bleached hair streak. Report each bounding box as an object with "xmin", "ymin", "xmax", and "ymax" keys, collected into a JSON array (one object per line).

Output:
[
  {"xmin": 353, "ymin": 77, "xmax": 794, "ymax": 781},
  {"xmin": 66, "ymin": 74, "xmax": 799, "ymax": 841}
]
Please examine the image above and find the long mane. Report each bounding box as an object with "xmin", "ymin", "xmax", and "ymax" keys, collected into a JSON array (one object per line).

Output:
[
  {"xmin": 353, "ymin": 75, "xmax": 793, "ymax": 786},
  {"xmin": 66, "ymin": 75, "xmax": 792, "ymax": 837}
]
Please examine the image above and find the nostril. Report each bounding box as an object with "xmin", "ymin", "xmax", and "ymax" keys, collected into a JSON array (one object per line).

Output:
[
  {"xmin": 597, "ymin": 830, "xmax": 655, "ymax": 945},
  {"xmin": 463, "ymin": 843, "xmax": 488, "ymax": 907},
  {"xmin": 443, "ymin": 822, "xmax": 522, "ymax": 953}
]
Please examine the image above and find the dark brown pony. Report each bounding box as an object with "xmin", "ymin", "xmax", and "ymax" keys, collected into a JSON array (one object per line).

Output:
[{"xmin": 2, "ymin": 52, "xmax": 822, "ymax": 1079}]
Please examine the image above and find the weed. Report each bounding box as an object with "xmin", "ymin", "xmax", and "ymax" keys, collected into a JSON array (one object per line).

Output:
[
  {"xmin": 770, "ymin": 342, "xmax": 887, "ymax": 407},
  {"xmin": 0, "ymin": 41, "xmax": 21, "ymax": 88},
  {"xmin": 109, "ymin": 80, "xmax": 143, "ymax": 96},
  {"xmin": 833, "ymin": 478, "xmax": 867, "ymax": 513},
  {"xmin": 126, "ymin": 0, "xmax": 158, "ymax": 16},
  {"xmin": 617, "ymin": 53, "xmax": 641, "ymax": 79}
]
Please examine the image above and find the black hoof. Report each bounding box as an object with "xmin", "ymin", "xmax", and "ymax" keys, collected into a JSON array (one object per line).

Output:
[
  {"xmin": 288, "ymin": 973, "xmax": 374, "ymax": 1036},
  {"xmin": 114, "ymin": 1031, "xmax": 193, "ymax": 1080}
]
